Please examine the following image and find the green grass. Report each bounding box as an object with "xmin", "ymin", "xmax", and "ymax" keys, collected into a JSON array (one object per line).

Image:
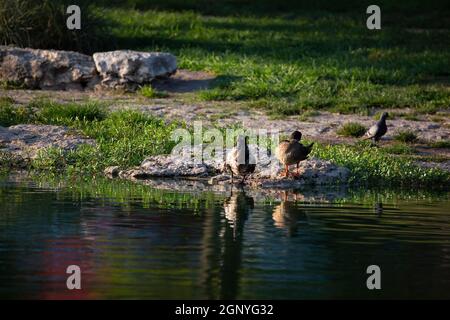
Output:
[
  {"xmin": 32, "ymin": 109, "xmax": 182, "ymax": 173},
  {"xmin": 138, "ymin": 85, "xmax": 169, "ymax": 98},
  {"xmin": 429, "ymin": 140, "xmax": 450, "ymax": 148},
  {"xmin": 336, "ymin": 122, "xmax": 367, "ymax": 138},
  {"xmin": 0, "ymin": 100, "xmax": 181, "ymax": 172},
  {"xmin": 383, "ymin": 143, "xmax": 415, "ymax": 155},
  {"xmin": 394, "ymin": 130, "xmax": 418, "ymax": 143},
  {"xmin": 0, "ymin": 103, "xmax": 34, "ymax": 127},
  {"xmin": 312, "ymin": 142, "xmax": 449, "ymax": 186},
  {"xmin": 0, "ymin": 0, "xmax": 110, "ymax": 53},
  {"xmin": 2, "ymin": 99, "xmax": 449, "ymax": 186},
  {"xmin": 101, "ymin": 2, "xmax": 450, "ymax": 115}
]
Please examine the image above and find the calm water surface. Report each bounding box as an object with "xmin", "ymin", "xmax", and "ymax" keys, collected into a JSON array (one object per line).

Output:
[{"xmin": 0, "ymin": 177, "xmax": 449, "ymax": 299}]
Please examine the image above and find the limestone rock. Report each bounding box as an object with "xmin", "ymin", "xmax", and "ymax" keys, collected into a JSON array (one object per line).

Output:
[
  {"xmin": 92, "ymin": 50, "xmax": 177, "ymax": 89},
  {"xmin": 0, "ymin": 46, "xmax": 98, "ymax": 90},
  {"xmin": 114, "ymin": 145, "xmax": 350, "ymax": 188},
  {"xmin": 104, "ymin": 166, "xmax": 120, "ymax": 178}
]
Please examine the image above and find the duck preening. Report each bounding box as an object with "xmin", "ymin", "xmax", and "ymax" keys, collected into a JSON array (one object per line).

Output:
[
  {"xmin": 364, "ymin": 112, "xmax": 389, "ymax": 143},
  {"xmin": 226, "ymin": 135, "xmax": 256, "ymax": 184},
  {"xmin": 276, "ymin": 130, "xmax": 314, "ymax": 177}
]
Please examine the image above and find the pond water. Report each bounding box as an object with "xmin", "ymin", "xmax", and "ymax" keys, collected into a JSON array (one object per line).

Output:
[{"xmin": 0, "ymin": 175, "xmax": 449, "ymax": 299}]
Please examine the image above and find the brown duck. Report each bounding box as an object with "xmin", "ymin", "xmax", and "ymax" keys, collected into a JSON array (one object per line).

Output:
[{"xmin": 276, "ymin": 131, "xmax": 314, "ymax": 177}]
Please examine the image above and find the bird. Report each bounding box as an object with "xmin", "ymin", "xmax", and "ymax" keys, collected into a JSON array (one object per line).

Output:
[
  {"xmin": 225, "ymin": 135, "xmax": 256, "ymax": 184},
  {"xmin": 275, "ymin": 130, "xmax": 314, "ymax": 177},
  {"xmin": 364, "ymin": 112, "xmax": 389, "ymax": 143}
]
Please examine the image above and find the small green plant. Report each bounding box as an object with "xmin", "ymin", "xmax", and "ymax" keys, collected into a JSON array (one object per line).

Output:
[
  {"xmin": 34, "ymin": 101, "xmax": 106, "ymax": 125},
  {"xmin": 429, "ymin": 140, "xmax": 450, "ymax": 149},
  {"xmin": 383, "ymin": 143, "xmax": 415, "ymax": 155},
  {"xmin": 298, "ymin": 110, "xmax": 320, "ymax": 121},
  {"xmin": 0, "ymin": 103, "xmax": 34, "ymax": 126},
  {"xmin": 394, "ymin": 130, "xmax": 418, "ymax": 143},
  {"xmin": 0, "ymin": 96, "xmax": 14, "ymax": 104},
  {"xmin": 139, "ymin": 85, "xmax": 169, "ymax": 98},
  {"xmin": 403, "ymin": 113, "xmax": 420, "ymax": 121},
  {"xmin": 336, "ymin": 122, "xmax": 367, "ymax": 138}
]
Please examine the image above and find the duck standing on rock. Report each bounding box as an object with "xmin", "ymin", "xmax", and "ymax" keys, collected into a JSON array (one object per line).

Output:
[
  {"xmin": 226, "ymin": 135, "xmax": 256, "ymax": 184},
  {"xmin": 364, "ymin": 112, "xmax": 389, "ymax": 143},
  {"xmin": 276, "ymin": 130, "xmax": 314, "ymax": 178}
]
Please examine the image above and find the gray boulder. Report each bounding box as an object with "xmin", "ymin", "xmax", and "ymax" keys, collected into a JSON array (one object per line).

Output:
[
  {"xmin": 0, "ymin": 46, "xmax": 98, "ymax": 90},
  {"xmin": 92, "ymin": 50, "xmax": 177, "ymax": 89}
]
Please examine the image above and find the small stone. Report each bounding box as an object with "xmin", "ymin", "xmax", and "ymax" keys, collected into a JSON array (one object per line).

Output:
[
  {"xmin": 104, "ymin": 166, "xmax": 120, "ymax": 178},
  {"xmin": 209, "ymin": 174, "xmax": 230, "ymax": 185}
]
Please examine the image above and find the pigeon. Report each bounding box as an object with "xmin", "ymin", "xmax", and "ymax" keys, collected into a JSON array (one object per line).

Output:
[
  {"xmin": 364, "ymin": 112, "xmax": 389, "ymax": 143},
  {"xmin": 276, "ymin": 130, "xmax": 314, "ymax": 177}
]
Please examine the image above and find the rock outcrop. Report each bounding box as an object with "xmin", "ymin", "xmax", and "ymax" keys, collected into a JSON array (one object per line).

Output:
[
  {"xmin": 93, "ymin": 50, "xmax": 177, "ymax": 89},
  {"xmin": 0, "ymin": 124, "xmax": 95, "ymax": 165},
  {"xmin": 0, "ymin": 47, "xmax": 177, "ymax": 91},
  {"xmin": 0, "ymin": 46, "xmax": 98, "ymax": 90},
  {"xmin": 105, "ymin": 145, "xmax": 350, "ymax": 189}
]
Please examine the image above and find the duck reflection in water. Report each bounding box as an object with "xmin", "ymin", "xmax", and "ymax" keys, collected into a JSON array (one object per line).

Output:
[
  {"xmin": 272, "ymin": 191, "xmax": 308, "ymax": 236},
  {"xmin": 373, "ymin": 193, "xmax": 383, "ymax": 217},
  {"xmin": 223, "ymin": 188, "xmax": 254, "ymax": 239}
]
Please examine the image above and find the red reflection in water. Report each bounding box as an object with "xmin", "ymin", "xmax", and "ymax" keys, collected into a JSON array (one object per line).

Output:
[{"xmin": 36, "ymin": 237, "xmax": 100, "ymax": 300}]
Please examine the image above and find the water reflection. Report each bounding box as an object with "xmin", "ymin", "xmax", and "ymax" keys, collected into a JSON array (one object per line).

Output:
[
  {"xmin": 200, "ymin": 188, "xmax": 254, "ymax": 299},
  {"xmin": 1, "ymin": 176, "xmax": 450, "ymax": 299},
  {"xmin": 272, "ymin": 191, "xmax": 308, "ymax": 236}
]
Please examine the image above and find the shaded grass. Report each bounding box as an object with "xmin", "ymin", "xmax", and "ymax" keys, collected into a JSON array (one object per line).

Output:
[
  {"xmin": 0, "ymin": 0, "xmax": 111, "ymax": 54},
  {"xmin": 104, "ymin": 4, "xmax": 450, "ymax": 115}
]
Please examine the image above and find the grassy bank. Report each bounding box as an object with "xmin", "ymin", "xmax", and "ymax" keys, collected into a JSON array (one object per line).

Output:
[
  {"xmin": 101, "ymin": 1, "xmax": 450, "ymax": 116},
  {"xmin": 1, "ymin": 100, "xmax": 449, "ymax": 186}
]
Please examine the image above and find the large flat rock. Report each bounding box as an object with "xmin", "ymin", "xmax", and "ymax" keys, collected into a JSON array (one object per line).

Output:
[
  {"xmin": 105, "ymin": 145, "xmax": 350, "ymax": 189},
  {"xmin": 93, "ymin": 50, "xmax": 177, "ymax": 89},
  {"xmin": 0, "ymin": 46, "xmax": 98, "ymax": 90}
]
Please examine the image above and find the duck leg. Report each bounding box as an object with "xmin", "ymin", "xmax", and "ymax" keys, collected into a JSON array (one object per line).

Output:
[
  {"xmin": 280, "ymin": 164, "xmax": 289, "ymax": 177},
  {"xmin": 292, "ymin": 162, "xmax": 300, "ymax": 177}
]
